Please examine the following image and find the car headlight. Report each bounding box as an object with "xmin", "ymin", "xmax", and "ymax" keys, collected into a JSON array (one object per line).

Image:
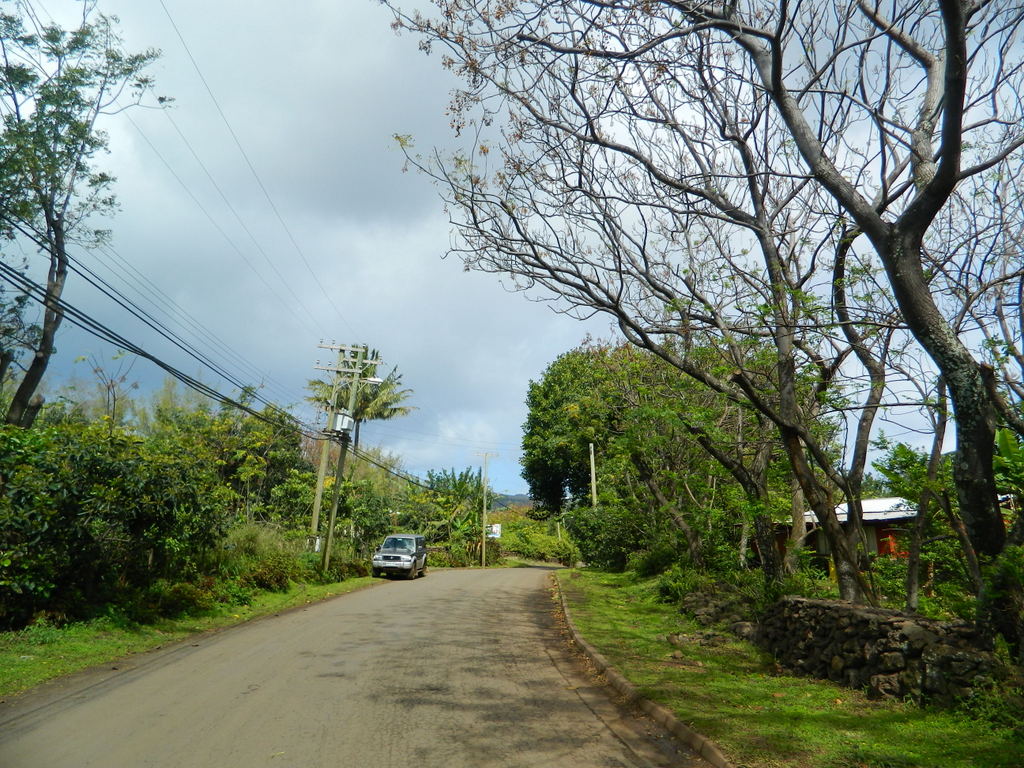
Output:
[{"xmin": 399, "ymin": 555, "xmax": 412, "ymax": 563}]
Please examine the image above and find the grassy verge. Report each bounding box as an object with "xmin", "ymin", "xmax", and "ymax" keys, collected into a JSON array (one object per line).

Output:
[
  {"xmin": 0, "ymin": 577, "xmax": 375, "ymax": 700},
  {"xmin": 558, "ymin": 569, "xmax": 1022, "ymax": 768}
]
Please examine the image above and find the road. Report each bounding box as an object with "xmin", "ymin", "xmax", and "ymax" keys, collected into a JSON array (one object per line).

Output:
[{"xmin": 0, "ymin": 566, "xmax": 703, "ymax": 768}]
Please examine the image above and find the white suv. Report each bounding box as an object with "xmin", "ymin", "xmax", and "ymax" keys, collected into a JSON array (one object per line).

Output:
[{"xmin": 370, "ymin": 534, "xmax": 427, "ymax": 579}]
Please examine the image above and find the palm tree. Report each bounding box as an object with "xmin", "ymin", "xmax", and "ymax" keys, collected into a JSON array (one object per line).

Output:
[
  {"xmin": 348, "ymin": 365, "xmax": 415, "ymax": 451},
  {"xmin": 306, "ymin": 356, "xmax": 415, "ymax": 452}
]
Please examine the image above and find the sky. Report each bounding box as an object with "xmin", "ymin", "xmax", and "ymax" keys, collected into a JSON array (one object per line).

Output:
[{"xmin": 17, "ymin": 0, "xmax": 613, "ymax": 494}]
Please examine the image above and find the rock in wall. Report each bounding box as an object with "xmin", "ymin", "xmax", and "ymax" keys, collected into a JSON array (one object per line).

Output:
[{"xmin": 756, "ymin": 596, "xmax": 997, "ymax": 703}]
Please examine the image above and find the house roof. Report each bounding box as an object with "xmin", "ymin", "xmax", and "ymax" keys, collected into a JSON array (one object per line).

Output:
[{"xmin": 804, "ymin": 497, "xmax": 917, "ymax": 525}]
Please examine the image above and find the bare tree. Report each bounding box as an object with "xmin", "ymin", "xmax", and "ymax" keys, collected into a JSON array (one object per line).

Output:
[
  {"xmin": 391, "ymin": 0, "xmax": 911, "ymax": 601},
  {"xmin": 389, "ymin": 0, "xmax": 1024, "ymax": 653}
]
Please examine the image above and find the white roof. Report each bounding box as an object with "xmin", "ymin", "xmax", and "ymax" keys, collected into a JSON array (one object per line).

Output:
[{"xmin": 804, "ymin": 497, "xmax": 916, "ymax": 525}]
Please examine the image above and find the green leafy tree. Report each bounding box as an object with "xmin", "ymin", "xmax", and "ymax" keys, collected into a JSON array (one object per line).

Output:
[
  {"xmin": 393, "ymin": 467, "xmax": 497, "ymax": 565},
  {"xmin": 136, "ymin": 383, "xmax": 309, "ymax": 522},
  {"xmin": 343, "ymin": 478, "xmax": 396, "ymax": 556},
  {"xmin": 874, "ymin": 439, "xmax": 981, "ymax": 617},
  {"xmin": 524, "ymin": 343, "xmax": 799, "ymax": 578},
  {"xmin": 0, "ymin": 5, "xmax": 158, "ymax": 426},
  {"xmin": 521, "ymin": 349, "xmax": 614, "ymax": 513},
  {"xmin": 995, "ymin": 429, "xmax": 1024, "ymax": 509},
  {"xmin": 265, "ymin": 467, "xmax": 317, "ymax": 528},
  {"xmin": 0, "ymin": 421, "xmax": 230, "ymax": 628}
]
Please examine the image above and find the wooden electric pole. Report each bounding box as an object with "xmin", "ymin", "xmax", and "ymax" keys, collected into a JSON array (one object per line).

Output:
[
  {"xmin": 589, "ymin": 442, "xmax": 597, "ymax": 507},
  {"xmin": 308, "ymin": 344, "xmax": 381, "ymax": 573},
  {"xmin": 477, "ymin": 451, "xmax": 497, "ymax": 567},
  {"xmin": 309, "ymin": 344, "xmax": 348, "ymax": 544}
]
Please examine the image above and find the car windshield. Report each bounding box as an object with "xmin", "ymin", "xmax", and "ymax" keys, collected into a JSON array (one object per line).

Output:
[{"xmin": 383, "ymin": 537, "xmax": 413, "ymax": 551}]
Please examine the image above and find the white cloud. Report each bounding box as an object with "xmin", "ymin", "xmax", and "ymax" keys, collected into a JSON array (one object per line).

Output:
[{"xmin": 26, "ymin": 0, "xmax": 614, "ymax": 493}]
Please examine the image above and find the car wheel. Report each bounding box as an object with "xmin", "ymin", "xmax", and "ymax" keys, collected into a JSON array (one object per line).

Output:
[
  {"xmin": 406, "ymin": 565, "xmax": 418, "ymax": 580},
  {"xmin": 371, "ymin": 568, "xmax": 381, "ymax": 578},
  {"xmin": 420, "ymin": 562, "xmax": 427, "ymax": 577}
]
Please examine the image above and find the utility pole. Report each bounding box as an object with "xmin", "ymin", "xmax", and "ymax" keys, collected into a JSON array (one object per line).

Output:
[
  {"xmin": 589, "ymin": 442, "xmax": 598, "ymax": 507},
  {"xmin": 476, "ymin": 451, "xmax": 497, "ymax": 568},
  {"xmin": 312, "ymin": 344, "xmax": 381, "ymax": 574},
  {"xmin": 309, "ymin": 343, "xmax": 347, "ymax": 546}
]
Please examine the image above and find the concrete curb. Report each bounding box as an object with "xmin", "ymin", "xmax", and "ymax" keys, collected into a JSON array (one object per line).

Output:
[{"xmin": 554, "ymin": 575, "xmax": 737, "ymax": 768}]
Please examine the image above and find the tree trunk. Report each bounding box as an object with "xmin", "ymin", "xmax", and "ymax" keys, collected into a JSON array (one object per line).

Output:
[
  {"xmin": 6, "ymin": 218, "xmax": 67, "ymax": 428},
  {"xmin": 881, "ymin": 233, "xmax": 1018, "ymax": 654},
  {"xmin": 783, "ymin": 428, "xmax": 870, "ymax": 602},
  {"xmin": 784, "ymin": 473, "xmax": 806, "ymax": 575},
  {"xmin": 632, "ymin": 453, "xmax": 703, "ymax": 567},
  {"xmin": 905, "ymin": 505, "xmax": 927, "ymax": 613},
  {"xmin": 0, "ymin": 348, "xmax": 13, "ymax": 387},
  {"xmin": 942, "ymin": 493, "xmax": 983, "ymax": 596},
  {"xmin": 906, "ymin": 384, "xmax": 948, "ymax": 612},
  {"xmin": 738, "ymin": 520, "xmax": 750, "ymax": 569},
  {"xmin": 753, "ymin": 513, "xmax": 780, "ymax": 584}
]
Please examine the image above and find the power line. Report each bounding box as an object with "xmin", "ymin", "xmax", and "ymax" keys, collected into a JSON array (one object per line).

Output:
[
  {"xmin": 368, "ymin": 423, "xmax": 522, "ymax": 449},
  {"xmin": 159, "ymin": 109, "xmax": 325, "ymax": 332},
  {"xmin": 156, "ymin": 0, "xmax": 357, "ymax": 338},
  {"xmin": 6, "ymin": 256, "xmax": 523, "ymax": 510},
  {"xmin": 121, "ymin": 109, "xmax": 323, "ymax": 339},
  {"xmin": 63, "ymin": 252, "xmax": 295, "ymax": 410},
  {"xmin": 87, "ymin": 242, "xmax": 300, "ymax": 405},
  {"xmin": 9, "ymin": 251, "xmax": 523, "ymax": 503},
  {"xmin": 0, "ymin": 259, "xmax": 317, "ymax": 439},
  {"xmin": 13, "ymin": 0, "xmax": 316, "ymax": 410}
]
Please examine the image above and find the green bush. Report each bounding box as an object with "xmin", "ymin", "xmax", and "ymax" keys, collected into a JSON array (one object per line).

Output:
[
  {"xmin": 870, "ymin": 555, "xmax": 909, "ymax": 607},
  {"xmin": 956, "ymin": 672, "xmax": 1024, "ymax": 739},
  {"xmin": 296, "ymin": 552, "xmax": 324, "ymax": 582},
  {"xmin": 14, "ymin": 617, "xmax": 66, "ymax": 645},
  {"xmin": 241, "ymin": 551, "xmax": 295, "ymax": 592},
  {"xmin": 219, "ymin": 525, "xmax": 288, "ymax": 571},
  {"xmin": 125, "ymin": 579, "xmax": 216, "ymax": 620},
  {"xmin": 338, "ymin": 561, "xmax": 369, "ymax": 579},
  {"xmin": 550, "ymin": 537, "xmax": 581, "ymax": 566},
  {"xmin": 433, "ymin": 542, "xmax": 478, "ymax": 567},
  {"xmin": 160, "ymin": 580, "xmax": 217, "ymax": 616},
  {"xmin": 319, "ymin": 558, "xmax": 371, "ymax": 583},
  {"xmin": 0, "ymin": 423, "xmax": 230, "ymax": 629},
  {"xmin": 723, "ymin": 566, "xmax": 786, "ymax": 617},
  {"xmin": 318, "ymin": 560, "xmax": 345, "ymax": 583},
  {"xmin": 562, "ymin": 503, "xmax": 645, "ymax": 571},
  {"xmin": 627, "ymin": 542, "xmax": 679, "ymax": 577},
  {"xmin": 500, "ymin": 519, "xmax": 579, "ymax": 565},
  {"xmin": 776, "ymin": 566, "xmax": 840, "ymax": 601},
  {"xmin": 217, "ymin": 524, "xmax": 311, "ymax": 592},
  {"xmin": 425, "ymin": 548, "xmax": 462, "ymax": 568},
  {"xmin": 656, "ymin": 565, "xmax": 716, "ymax": 603},
  {"xmin": 212, "ymin": 579, "xmax": 254, "ymax": 606}
]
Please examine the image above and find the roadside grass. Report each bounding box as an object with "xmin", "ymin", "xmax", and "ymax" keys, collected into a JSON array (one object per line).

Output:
[
  {"xmin": 0, "ymin": 577, "xmax": 375, "ymax": 700},
  {"xmin": 558, "ymin": 569, "xmax": 1022, "ymax": 768}
]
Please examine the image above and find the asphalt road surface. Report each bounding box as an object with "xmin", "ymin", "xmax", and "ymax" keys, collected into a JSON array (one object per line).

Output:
[{"xmin": 0, "ymin": 566, "xmax": 704, "ymax": 768}]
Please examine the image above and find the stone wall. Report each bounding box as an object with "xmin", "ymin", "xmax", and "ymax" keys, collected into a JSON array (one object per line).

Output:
[{"xmin": 756, "ymin": 596, "xmax": 997, "ymax": 703}]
